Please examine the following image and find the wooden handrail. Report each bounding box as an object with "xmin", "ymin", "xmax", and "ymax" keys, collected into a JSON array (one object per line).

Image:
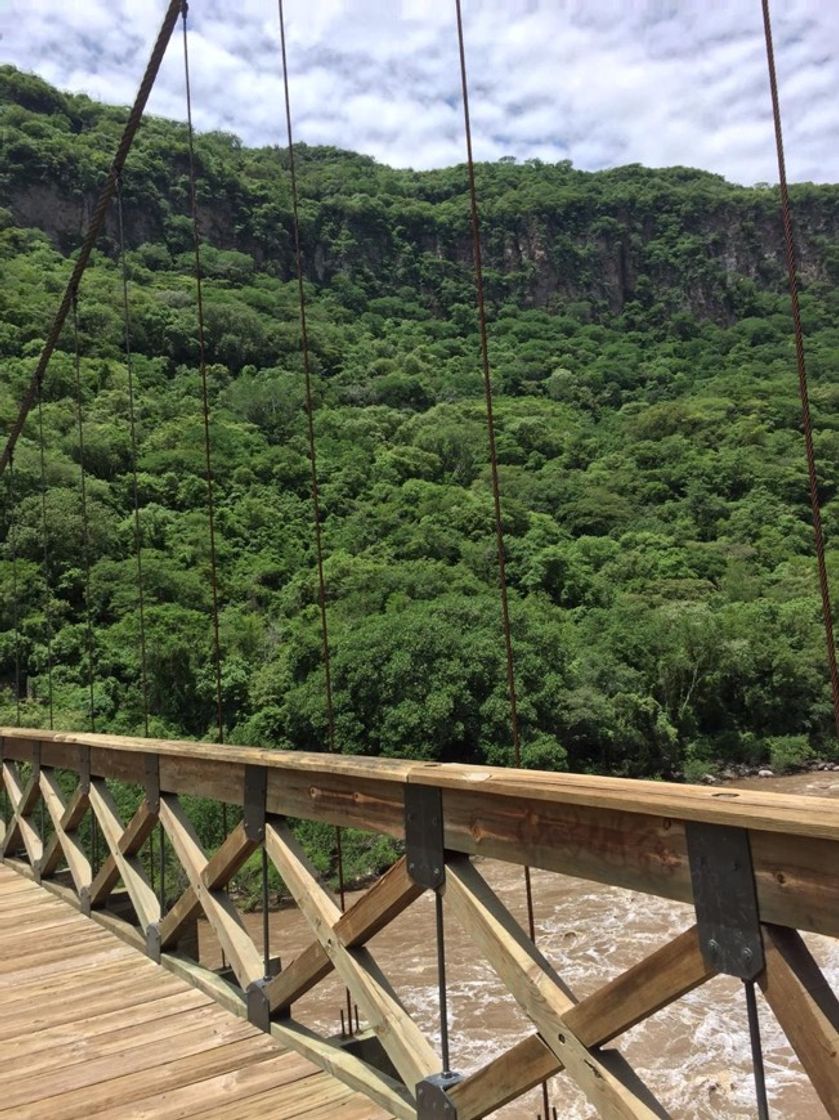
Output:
[
  {"xmin": 2, "ymin": 725, "xmax": 837, "ymax": 837},
  {"xmin": 3, "ymin": 724, "xmax": 839, "ymax": 1118},
  {"xmin": 3, "ymin": 726, "xmax": 839, "ymax": 940}
]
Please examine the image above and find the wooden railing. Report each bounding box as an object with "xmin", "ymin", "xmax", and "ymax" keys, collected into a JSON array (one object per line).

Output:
[{"xmin": 2, "ymin": 726, "xmax": 839, "ymax": 1118}]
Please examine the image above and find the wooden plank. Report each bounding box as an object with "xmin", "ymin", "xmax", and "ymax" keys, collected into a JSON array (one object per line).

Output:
[
  {"xmin": 190, "ymin": 1074, "xmax": 354, "ymax": 1120},
  {"xmin": 7, "ymin": 726, "xmax": 839, "ymax": 840},
  {"xmin": 0, "ymin": 988, "xmax": 211, "ymax": 1062},
  {"xmin": 88, "ymin": 781, "xmax": 159, "ymax": 929},
  {"xmin": 39, "ymin": 769, "xmax": 91, "ymax": 892},
  {"xmin": 71, "ymin": 1052, "xmax": 321, "ymax": 1120},
  {"xmin": 264, "ymin": 819, "xmax": 439, "ymax": 1094},
  {"xmin": 269, "ymin": 1019, "xmax": 414, "ymax": 1120},
  {"xmin": 263, "ymin": 855, "xmax": 421, "ymax": 1013},
  {"xmin": 444, "ymin": 856, "xmax": 670, "ymax": 1120},
  {"xmin": 40, "ymin": 785, "xmax": 90, "ymax": 879},
  {"xmin": 159, "ymin": 794, "xmax": 263, "ymax": 988},
  {"xmin": 0, "ymin": 1016, "xmax": 259, "ymax": 1110},
  {"xmin": 759, "ymin": 923, "xmax": 839, "ymax": 1116},
  {"xmin": 1, "ymin": 1037, "xmax": 281, "ymax": 1120}
]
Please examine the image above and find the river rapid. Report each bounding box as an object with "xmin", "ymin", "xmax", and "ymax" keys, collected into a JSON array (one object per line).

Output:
[{"xmin": 199, "ymin": 770, "xmax": 839, "ymax": 1118}]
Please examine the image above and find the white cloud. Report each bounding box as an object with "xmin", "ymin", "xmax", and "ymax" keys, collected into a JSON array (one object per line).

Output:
[{"xmin": 1, "ymin": 0, "xmax": 837, "ymax": 184}]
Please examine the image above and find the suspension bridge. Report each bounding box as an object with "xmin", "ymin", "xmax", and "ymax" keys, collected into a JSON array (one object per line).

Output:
[{"xmin": 2, "ymin": 1, "xmax": 839, "ymax": 1118}]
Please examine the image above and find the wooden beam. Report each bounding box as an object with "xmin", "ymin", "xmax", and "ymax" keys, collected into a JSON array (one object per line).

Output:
[
  {"xmin": 264, "ymin": 819, "xmax": 439, "ymax": 1094},
  {"xmin": 2, "ymin": 762, "xmax": 43, "ymax": 867},
  {"xmin": 159, "ymin": 821, "xmax": 258, "ymax": 950},
  {"xmin": 88, "ymin": 781, "xmax": 159, "ymax": 930},
  {"xmin": 759, "ymin": 923, "xmax": 839, "ymax": 1115},
  {"xmin": 4, "ymin": 729, "xmax": 839, "ymax": 938},
  {"xmin": 448, "ymin": 1032, "xmax": 559, "ymax": 1120},
  {"xmin": 444, "ymin": 856, "xmax": 670, "ymax": 1120},
  {"xmin": 451, "ymin": 924, "xmax": 714, "ymax": 1119},
  {"xmin": 38, "ymin": 770, "xmax": 91, "ymax": 894},
  {"xmin": 263, "ymin": 856, "xmax": 422, "ymax": 1014},
  {"xmin": 88, "ymin": 797, "xmax": 157, "ymax": 910},
  {"xmin": 158, "ymin": 795, "xmax": 263, "ymax": 988},
  {"xmin": 565, "ymin": 924, "xmax": 713, "ymax": 1046},
  {"xmin": 40, "ymin": 787, "xmax": 91, "ymax": 880}
]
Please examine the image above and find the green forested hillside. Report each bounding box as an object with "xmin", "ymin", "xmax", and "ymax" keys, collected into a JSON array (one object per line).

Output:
[{"xmin": 3, "ymin": 63, "xmax": 839, "ymax": 784}]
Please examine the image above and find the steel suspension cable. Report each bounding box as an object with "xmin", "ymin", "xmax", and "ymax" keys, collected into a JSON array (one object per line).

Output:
[
  {"xmin": 71, "ymin": 293, "xmax": 97, "ymax": 732},
  {"xmin": 180, "ymin": 2, "xmax": 226, "ymax": 760},
  {"xmin": 454, "ymin": 3, "xmax": 551, "ymax": 1114},
  {"xmin": 116, "ymin": 177, "xmax": 151, "ymax": 738},
  {"xmin": 278, "ymin": 0, "xmax": 353, "ymax": 1033},
  {"xmin": 0, "ymin": 0, "xmax": 183, "ymax": 479},
  {"xmin": 761, "ymin": 0, "xmax": 839, "ymax": 739},
  {"xmin": 36, "ymin": 385, "xmax": 55, "ymax": 731},
  {"xmin": 6, "ymin": 458, "xmax": 21, "ymax": 728}
]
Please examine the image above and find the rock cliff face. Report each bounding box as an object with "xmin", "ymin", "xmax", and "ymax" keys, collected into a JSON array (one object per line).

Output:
[{"xmin": 3, "ymin": 64, "xmax": 839, "ymax": 326}]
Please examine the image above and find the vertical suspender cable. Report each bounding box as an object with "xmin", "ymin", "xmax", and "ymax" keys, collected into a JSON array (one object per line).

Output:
[
  {"xmin": 36, "ymin": 384, "xmax": 55, "ymax": 731},
  {"xmin": 71, "ymin": 292, "xmax": 97, "ymax": 732},
  {"xmin": 116, "ymin": 175, "xmax": 152, "ymax": 885},
  {"xmin": 180, "ymin": 4, "xmax": 227, "ymax": 953},
  {"xmin": 7, "ymin": 459, "xmax": 21, "ymax": 728},
  {"xmin": 116, "ymin": 178, "xmax": 151, "ymax": 737},
  {"xmin": 454, "ymin": 3, "xmax": 550, "ymax": 1115},
  {"xmin": 761, "ymin": 0, "xmax": 839, "ymax": 739},
  {"xmin": 180, "ymin": 2, "xmax": 226, "ymax": 761},
  {"xmin": 278, "ymin": 0, "xmax": 352, "ymax": 1033}
]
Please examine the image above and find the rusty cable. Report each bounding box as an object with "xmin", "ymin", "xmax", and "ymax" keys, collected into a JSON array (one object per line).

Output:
[
  {"xmin": 6, "ymin": 457, "xmax": 21, "ymax": 727},
  {"xmin": 278, "ymin": 0, "xmax": 352, "ymax": 1031},
  {"xmin": 71, "ymin": 293, "xmax": 97, "ymax": 732},
  {"xmin": 116, "ymin": 177, "xmax": 151, "ymax": 737},
  {"xmin": 35, "ymin": 384, "xmax": 54, "ymax": 731},
  {"xmin": 180, "ymin": 2, "xmax": 226, "ymax": 758},
  {"xmin": 454, "ymin": 2, "xmax": 548, "ymax": 1112},
  {"xmin": 761, "ymin": 0, "xmax": 839, "ymax": 739},
  {"xmin": 0, "ymin": 0, "xmax": 183, "ymax": 478}
]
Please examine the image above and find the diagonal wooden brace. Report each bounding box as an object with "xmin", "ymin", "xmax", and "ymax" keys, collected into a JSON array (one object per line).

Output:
[
  {"xmin": 88, "ymin": 780, "xmax": 160, "ymax": 931},
  {"xmin": 264, "ymin": 819, "xmax": 439, "ymax": 1096},
  {"xmin": 1, "ymin": 761, "xmax": 43, "ymax": 868},
  {"xmin": 158, "ymin": 793, "xmax": 263, "ymax": 989},
  {"xmin": 38, "ymin": 769, "xmax": 91, "ymax": 894},
  {"xmin": 444, "ymin": 856, "xmax": 672, "ymax": 1120},
  {"xmin": 262, "ymin": 855, "xmax": 423, "ymax": 1016},
  {"xmin": 158, "ymin": 820, "xmax": 260, "ymax": 950}
]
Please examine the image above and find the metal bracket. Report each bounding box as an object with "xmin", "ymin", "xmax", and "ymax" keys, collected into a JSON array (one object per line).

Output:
[
  {"xmin": 405, "ymin": 784, "xmax": 445, "ymax": 891},
  {"xmin": 416, "ymin": 1072, "xmax": 461, "ymax": 1118},
  {"xmin": 685, "ymin": 822, "xmax": 764, "ymax": 980},
  {"xmin": 246, "ymin": 978, "xmax": 271, "ymax": 1032},
  {"xmin": 31, "ymin": 741, "xmax": 41, "ymax": 783},
  {"xmin": 145, "ymin": 922, "xmax": 161, "ymax": 963},
  {"xmin": 78, "ymin": 746, "xmax": 91, "ymax": 795},
  {"xmin": 243, "ymin": 766, "xmax": 267, "ymax": 843},
  {"xmin": 79, "ymin": 887, "xmax": 92, "ymax": 917},
  {"xmin": 144, "ymin": 755, "xmax": 160, "ymax": 814}
]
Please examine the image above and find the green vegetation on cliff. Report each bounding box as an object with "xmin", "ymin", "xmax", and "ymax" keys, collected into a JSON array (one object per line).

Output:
[{"xmin": 3, "ymin": 63, "xmax": 839, "ymax": 796}]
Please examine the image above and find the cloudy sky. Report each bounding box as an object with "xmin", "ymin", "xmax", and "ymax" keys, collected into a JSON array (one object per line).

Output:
[{"xmin": 2, "ymin": 0, "xmax": 838, "ymax": 184}]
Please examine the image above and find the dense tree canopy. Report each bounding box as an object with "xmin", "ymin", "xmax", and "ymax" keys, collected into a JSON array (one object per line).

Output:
[{"xmin": 2, "ymin": 63, "xmax": 839, "ymax": 793}]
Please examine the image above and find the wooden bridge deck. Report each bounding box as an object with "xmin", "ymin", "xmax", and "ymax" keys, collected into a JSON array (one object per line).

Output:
[{"xmin": 0, "ymin": 865, "xmax": 392, "ymax": 1120}]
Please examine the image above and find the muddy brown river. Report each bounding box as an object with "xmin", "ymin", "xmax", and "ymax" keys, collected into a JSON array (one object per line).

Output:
[{"xmin": 199, "ymin": 771, "xmax": 839, "ymax": 1118}]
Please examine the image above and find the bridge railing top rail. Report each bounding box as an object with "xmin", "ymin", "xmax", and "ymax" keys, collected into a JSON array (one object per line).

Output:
[{"xmin": 1, "ymin": 724, "xmax": 836, "ymax": 840}]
